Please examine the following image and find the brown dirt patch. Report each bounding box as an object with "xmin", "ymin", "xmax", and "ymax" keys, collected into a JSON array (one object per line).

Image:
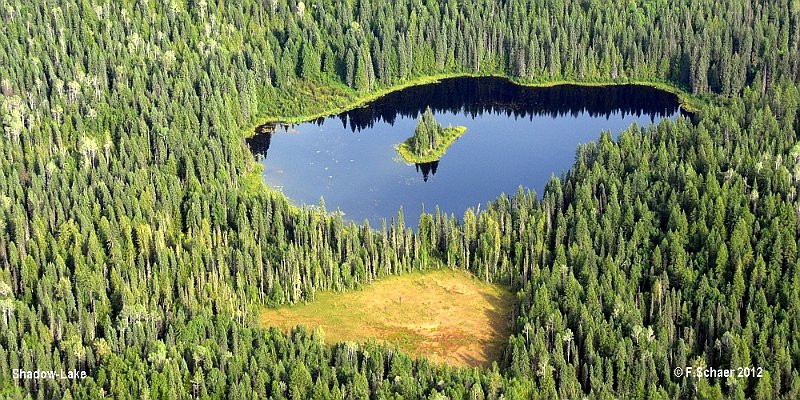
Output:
[{"xmin": 260, "ymin": 268, "xmax": 513, "ymax": 367}]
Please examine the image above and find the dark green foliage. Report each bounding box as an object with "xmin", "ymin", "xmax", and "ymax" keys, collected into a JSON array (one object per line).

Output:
[
  {"xmin": 0, "ymin": 0, "xmax": 799, "ymax": 399},
  {"xmin": 399, "ymin": 107, "xmax": 466, "ymax": 163},
  {"xmin": 411, "ymin": 107, "xmax": 447, "ymax": 155},
  {"xmin": 414, "ymin": 108, "xmax": 440, "ymax": 154}
]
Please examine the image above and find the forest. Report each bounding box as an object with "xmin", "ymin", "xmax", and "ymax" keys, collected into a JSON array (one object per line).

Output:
[{"xmin": 0, "ymin": 0, "xmax": 799, "ymax": 398}]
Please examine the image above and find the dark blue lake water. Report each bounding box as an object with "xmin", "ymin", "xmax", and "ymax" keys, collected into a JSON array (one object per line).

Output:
[{"xmin": 248, "ymin": 77, "xmax": 684, "ymax": 226}]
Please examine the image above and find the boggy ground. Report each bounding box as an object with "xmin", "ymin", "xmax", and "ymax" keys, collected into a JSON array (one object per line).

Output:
[{"xmin": 260, "ymin": 268, "xmax": 513, "ymax": 367}]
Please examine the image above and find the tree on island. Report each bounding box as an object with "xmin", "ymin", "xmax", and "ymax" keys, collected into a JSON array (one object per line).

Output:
[
  {"xmin": 397, "ymin": 107, "xmax": 467, "ymax": 163},
  {"xmin": 412, "ymin": 107, "xmax": 441, "ymax": 155}
]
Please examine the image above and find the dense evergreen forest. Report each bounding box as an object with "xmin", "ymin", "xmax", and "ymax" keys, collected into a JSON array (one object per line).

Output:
[{"xmin": 1, "ymin": 0, "xmax": 799, "ymax": 398}]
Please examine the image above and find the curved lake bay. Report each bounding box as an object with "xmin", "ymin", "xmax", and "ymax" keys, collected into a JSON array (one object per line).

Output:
[{"xmin": 249, "ymin": 77, "xmax": 685, "ymax": 226}]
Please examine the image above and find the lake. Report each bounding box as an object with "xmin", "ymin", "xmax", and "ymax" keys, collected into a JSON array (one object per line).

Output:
[{"xmin": 248, "ymin": 77, "xmax": 685, "ymax": 227}]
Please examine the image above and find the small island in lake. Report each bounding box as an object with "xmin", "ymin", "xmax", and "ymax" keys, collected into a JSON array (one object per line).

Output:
[{"xmin": 396, "ymin": 107, "xmax": 467, "ymax": 163}]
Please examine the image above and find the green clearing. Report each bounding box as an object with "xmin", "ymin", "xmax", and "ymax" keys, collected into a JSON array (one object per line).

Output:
[{"xmin": 260, "ymin": 269, "xmax": 513, "ymax": 368}]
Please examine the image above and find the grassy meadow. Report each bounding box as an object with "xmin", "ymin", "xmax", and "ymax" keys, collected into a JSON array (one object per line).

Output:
[{"xmin": 260, "ymin": 269, "xmax": 513, "ymax": 367}]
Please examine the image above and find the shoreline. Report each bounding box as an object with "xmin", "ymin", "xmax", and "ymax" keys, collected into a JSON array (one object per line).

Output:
[
  {"xmin": 244, "ymin": 73, "xmax": 703, "ymax": 135},
  {"xmin": 240, "ymin": 73, "xmax": 705, "ymax": 202}
]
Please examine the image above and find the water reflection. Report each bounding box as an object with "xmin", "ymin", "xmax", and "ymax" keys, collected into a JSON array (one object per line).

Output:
[
  {"xmin": 322, "ymin": 77, "xmax": 684, "ymax": 132},
  {"xmin": 415, "ymin": 161, "xmax": 440, "ymax": 182},
  {"xmin": 247, "ymin": 77, "xmax": 685, "ymax": 226},
  {"xmin": 247, "ymin": 126, "xmax": 273, "ymax": 161}
]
